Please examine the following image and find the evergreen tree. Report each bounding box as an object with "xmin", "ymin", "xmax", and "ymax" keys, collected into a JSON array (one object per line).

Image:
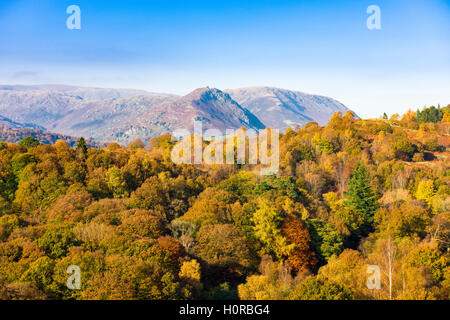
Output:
[
  {"xmin": 19, "ymin": 136, "xmax": 40, "ymax": 148},
  {"xmin": 344, "ymin": 162, "xmax": 378, "ymax": 227},
  {"xmin": 75, "ymin": 137, "xmax": 88, "ymax": 159}
]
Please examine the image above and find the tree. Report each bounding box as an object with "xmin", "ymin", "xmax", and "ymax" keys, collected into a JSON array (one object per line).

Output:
[
  {"xmin": 374, "ymin": 201, "xmax": 431, "ymax": 239},
  {"xmin": 370, "ymin": 235, "xmax": 397, "ymax": 300},
  {"xmin": 20, "ymin": 257, "xmax": 55, "ymax": 291},
  {"xmin": 280, "ymin": 216, "xmax": 317, "ymax": 272},
  {"xmin": 238, "ymin": 256, "xmax": 296, "ymax": 300},
  {"xmin": 37, "ymin": 226, "xmax": 78, "ymax": 259},
  {"xmin": 127, "ymin": 176, "xmax": 167, "ymax": 210},
  {"xmin": 393, "ymin": 139, "xmax": 418, "ymax": 161},
  {"xmin": 19, "ymin": 136, "xmax": 40, "ymax": 149},
  {"xmin": 290, "ymin": 276, "xmax": 354, "ymax": 300},
  {"xmin": 416, "ymin": 106, "xmax": 444, "ymax": 124},
  {"xmin": 82, "ymin": 271, "xmax": 135, "ymax": 300},
  {"xmin": 169, "ymin": 220, "xmax": 196, "ymax": 251},
  {"xmin": 252, "ymin": 199, "xmax": 293, "ymax": 260},
  {"xmin": 106, "ymin": 166, "xmax": 129, "ymax": 198},
  {"xmin": 128, "ymin": 139, "xmax": 145, "ymax": 150},
  {"xmin": 345, "ymin": 162, "xmax": 378, "ymax": 229},
  {"xmin": 307, "ymin": 219, "xmax": 343, "ymax": 264},
  {"xmin": 121, "ymin": 209, "xmax": 166, "ymax": 239},
  {"xmin": 415, "ymin": 180, "xmax": 435, "ymax": 205},
  {"xmin": 177, "ymin": 197, "xmax": 229, "ymax": 226},
  {"xmin": 196, "ymin": 224, "xmax": 252, "ymax": 270},
  {"xmin": 150, "ymin": 236, "xmax": 187, "ymax": 274},
  {"xmin": 179, "ymin": 259, "xmax": 203, "ymax": 297},
  {"xmin": 323, "ymin": 192, "xmax": 365, "ymax": 242},
  {"xmin": 75, "ymin": 137, "xmax": 88, "ymax": 160},
  {"xmin": 317, "ymin": 249, "xmax": 369, "ymax": 299},
  {"xmin": 0, "ymin": 282, "xmax": 46, "ymax": 300},
  {"xmin": 46, "ymin": 192, "xmax": 94, "ymax": 223}
]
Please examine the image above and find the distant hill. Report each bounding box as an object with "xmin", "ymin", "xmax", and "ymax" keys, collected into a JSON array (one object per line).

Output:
[
  {"xmin": 49, "ymin": 94, "xmax": 179, "ymax": 144},
  {"xmin": 0, "ymin": 115, "xmax": 45, "ymax": 130},
  {"xmin": 0, "ymin": 84, "xmax": 355, "ymax": 145},
  {"xmin": 226, "ymin": 87, "xmax": 354, "ymax": 130},
  {"xmin": 0, "ymin": 84, "xmax": 168, "ymax": 100},
  {"xmin": 0, "ymin": 125, "xmax": 104, "ymax": 148}
]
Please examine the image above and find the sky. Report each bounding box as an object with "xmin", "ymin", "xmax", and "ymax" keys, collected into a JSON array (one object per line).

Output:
[{"xmin": 0, "ymin": 0, "xmax": 449, "ymax": 118}]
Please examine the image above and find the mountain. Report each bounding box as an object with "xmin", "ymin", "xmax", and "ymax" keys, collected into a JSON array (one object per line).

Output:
[
  {"xmin": 0, "ymin": 115, "xmax": 45, "ymax": 130},
  {"xmin": 53, "ymin": 87, "xmax": 265, "ymax": 144},
  {"xmin": 0, "ymin": 84, "xmax": 166, "ymax": 100},
  {"xmin": 133, "ymin": 87, "xmax": 265, "ymax": 134},
  {"xmin": 0, "ymin": 89, "xmax": 83, "ymax": 128},
  {"xmin": 0, "ymin": 84, "xmax": 355, "ymax": 145},
  {"xmin": 50, "ymin": 94, "xmax": 179, "ymax": 144},
  {"xmin": 0, "ymin": 85, "xmax": 174, "ymax": 129},
  {"xmin": 226, "ymin": 87, "xmax": 354, "ymax": 130},
  {"xmin": 0, "ymin": 125, "xmax": 104, "ymax": 148},
  {"xmin": 0, "ymin": 85, "xmax": 179, "ymax": 144}
]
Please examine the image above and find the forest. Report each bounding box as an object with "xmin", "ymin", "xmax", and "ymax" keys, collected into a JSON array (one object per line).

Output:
[{"xmin": 0, "ymin": 105, "xmax": 449, "ymax": 300}]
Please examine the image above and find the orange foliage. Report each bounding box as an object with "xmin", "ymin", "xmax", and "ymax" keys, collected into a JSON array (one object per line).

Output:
[{"xmin": 280, "ymin": 216, "xmax": 317, "ymax": 272}]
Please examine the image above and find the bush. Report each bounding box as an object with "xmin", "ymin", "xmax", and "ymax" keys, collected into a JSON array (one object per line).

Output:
[
  {"xmin": 424, "ymin": 139, "xmax": 445, "ymax": 152},
  {"xmin": 412, "ymin": 153, "xmax": 424, "ymax": 162},
  {"xmin": 393, "ymin": 140, "xmax": 418, "ymax": 161}
]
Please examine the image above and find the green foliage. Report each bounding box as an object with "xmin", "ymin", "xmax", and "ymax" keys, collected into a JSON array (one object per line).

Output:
[
  {"xmin": 218, "ymin": 171, "xmax": 256, "ymax": 202},
  {"xmin": 19, "ymin": 136, "xmax": 40, "ymax": 149},
  {"xmin": 313, "ymin": 135, "xmax": 335, "ymax": 154},
  {"xmin": 423, "ymin": 139, "xmax": 445, "ymax": 152},
  {"xmin": 416, "ymin": 106, "xmax": 444, "ymax": 124},
  {"xmin": 254, "ymin": 175, "xmax": 301, "ymax": 201},
  {"xmin": 75, "ymin": 137, "xmax": 88, "ymax": 159},
  {"xmin": 393, "ymin": 140, "xmax": 418, "ymax": 161},
  {"xmin": 20, "ymin": 257, "xmax": 55, "ymax": 291},
  {"xmin": 106, "ymin": 166, "xmax": 129, "ymax": 198},
  {"xmin": 202, "ymin": 282, "xmax": 238, "ymax": 300},
  {"xmin": 0, "ymin": 214, "xmax": 23, "ymax": 241},
  {"xmin": 344, "ymin": 162, "xmax": 378, "ymax": 228},
  {"xmin": 37, "ymin": 226, "xmax": 78, "ymax": 259},
  {"xmin": 307, "ymin": 219, "xmax": 343, "ymax": 264},
  {"xmin": 290, "ymin": 276, "xmax": 354, "ymax": 300}
]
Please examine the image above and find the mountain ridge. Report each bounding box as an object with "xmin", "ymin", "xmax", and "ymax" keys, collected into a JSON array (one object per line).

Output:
[
  {"xmin": 0, "ymin": 84, "xmax": 355, "ymax": 145},
  {"xmin": 226, "ymin": 86, "xmax": 355, "ymax": 130}
]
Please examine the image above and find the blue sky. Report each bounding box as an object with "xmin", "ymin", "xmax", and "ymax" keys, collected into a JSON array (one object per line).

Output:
[{"xmin": 0, "ymin": 0, "xmax": 449, "ymax": 118}]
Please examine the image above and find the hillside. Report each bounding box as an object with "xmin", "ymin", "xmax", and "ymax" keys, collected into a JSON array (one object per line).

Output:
[
  {"xmin": 0, "ymin": 85, "xmax": 355, "ymax": 145},
  {"xmin": 226, "ymin": 87, "xmax": 353, "ymax": 130},
  {"xmin": 0, "ymin": 115, "xmax": 44, "ymax": 130}
]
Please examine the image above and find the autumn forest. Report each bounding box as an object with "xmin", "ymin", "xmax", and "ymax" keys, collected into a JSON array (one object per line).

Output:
[{"xmin": 0, "ymin": 106, "xmax": 449, "ymax": 300}]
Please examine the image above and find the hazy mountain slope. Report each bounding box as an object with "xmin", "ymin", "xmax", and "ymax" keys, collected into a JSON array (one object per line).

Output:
[
  {"xmin": 2, "ymin": 85, "xmax": 267, "ymax": 144},
  {"xmin": 0, "ymin": 85, "xmax": 169, "ymax": 101},
  {"xmin": 0, "ymin": 84, "xmax": 356, "ymax": 145},
  {"xmin": 62, "ymin": 87, "xmax": 266, "ymax": 144},
  {"xmin": 226, "ymin": 87, "xmax": 354, "ymax": 130},
  {"xmin": 51, "ymin": 95, "xmax": 179, "ymax": 143},
  {"xmin": 0, "ymin": 90, "xmax": 83, "ymax": 128},
  {"xmin": 0, "ymin": 86, "xmax": 178, "ymax": 144},
  {"xmin": 134, "ymin": 87, "xmax": 265, "ymax": 136},
  {"xmin": 0, "ymin": 115, "xmax": 45, "ymax": 130}
]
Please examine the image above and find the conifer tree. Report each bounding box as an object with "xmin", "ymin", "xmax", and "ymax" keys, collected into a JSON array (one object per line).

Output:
[
  {"xmin": 344, "ymin": 162, "xmax": 377, "ymax": 227},
  {"xmin": 75, "ymin": 137, "xmax": 88, "ymax": 159}
]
